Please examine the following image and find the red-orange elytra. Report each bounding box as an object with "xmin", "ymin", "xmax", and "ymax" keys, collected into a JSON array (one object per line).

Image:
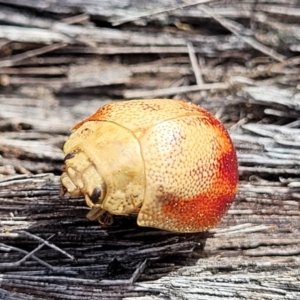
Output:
[{"xmin": 61, "ymin": 99, "xmax": 238, "ymax": 232}]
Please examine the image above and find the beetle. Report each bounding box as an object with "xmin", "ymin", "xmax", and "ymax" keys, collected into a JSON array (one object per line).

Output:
[{"xmin": 60, "ymin": 99, "xmax": 238, "ymax": 233}]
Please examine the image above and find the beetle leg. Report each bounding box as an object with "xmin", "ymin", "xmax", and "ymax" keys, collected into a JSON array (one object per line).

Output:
[
  {"xmin": 86, "ymin": 207, "xmax": 104, "ymax": 220},
  {"xmin": 130, "ymin": 194, "xmax": 141, "ymax": 213},
  {"xmin": 86, "ymin": 207, "xmax": 114, "ymax": 226},
  {"xmin": 60, "ymin": 172, "xmax": 82, "ymax": 197},
  {"xmin": 98, "ymin": 211, "xmax": 114, "ymax": 227},
  {"xmin": 60, "ymin": 183, "xmax": 66, "ymax": 197}
]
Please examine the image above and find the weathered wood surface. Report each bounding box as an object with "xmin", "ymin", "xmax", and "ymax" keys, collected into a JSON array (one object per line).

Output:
[{"xmin": 0, "ymin": 0, "xmax": 300, "ymax": 299}]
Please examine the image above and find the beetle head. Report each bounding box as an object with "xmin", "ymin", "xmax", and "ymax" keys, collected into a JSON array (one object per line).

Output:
[
  {"xmin": 60, "ymin": 121, "xmax": 145, "ymax": 222},
  {"xmin": 61, "ymin": 149, "xmax": 107, "ymax": 209}
]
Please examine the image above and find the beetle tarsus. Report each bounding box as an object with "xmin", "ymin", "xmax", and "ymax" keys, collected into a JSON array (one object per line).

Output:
[
  {"xmin": 130, "ymin": 194, "xmax": 141, "ymax": 213},
  {"xmin": 59, "ymin": 184, "xmax": 67, "ymax": 198},
  {"xmin": 98, "ymin": 211, "xmax": 114, "ymax": 227},
  {"xmin": 86, "ymin": 207, "xmax": 114, "ymax": 226}
]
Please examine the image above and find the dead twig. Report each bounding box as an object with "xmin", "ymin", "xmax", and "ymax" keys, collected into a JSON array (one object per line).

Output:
[
  {"xmin": 0, "ymin": 243, "xmax": 56, "ymax": 271},
  {"xmin": 111, "ymin": 0, "xmax": 212, "ymax": 26},
  {"xmin": 0, "ymin": 234, "xmax": 56, "ymax": 268},
  {"xmin": 187, "ymin": 42, "xmax": 204, "ymax": 85},
  {"xmin": 199, "ymin": 5, "xmax": 286, "ymax": 62},
  {"xmin": 19, "ymin": 231, "xmax": 76, "ymax": 261},
  {"xmin": 124, "ymin": 82, "xmax": 229, "ymax": 99},
  {"xmin": 0, "ymin": 43, "xmax": 67, "ymax": 68}
]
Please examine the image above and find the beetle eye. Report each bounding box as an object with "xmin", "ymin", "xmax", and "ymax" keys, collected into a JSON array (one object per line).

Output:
[
  {"xmin": 90, "ymin": 186, "xmax": 102, "ymax": 204},
  {"xmin": 64, "ymin": 152, "xmax": 76, "ymax": 161}
]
